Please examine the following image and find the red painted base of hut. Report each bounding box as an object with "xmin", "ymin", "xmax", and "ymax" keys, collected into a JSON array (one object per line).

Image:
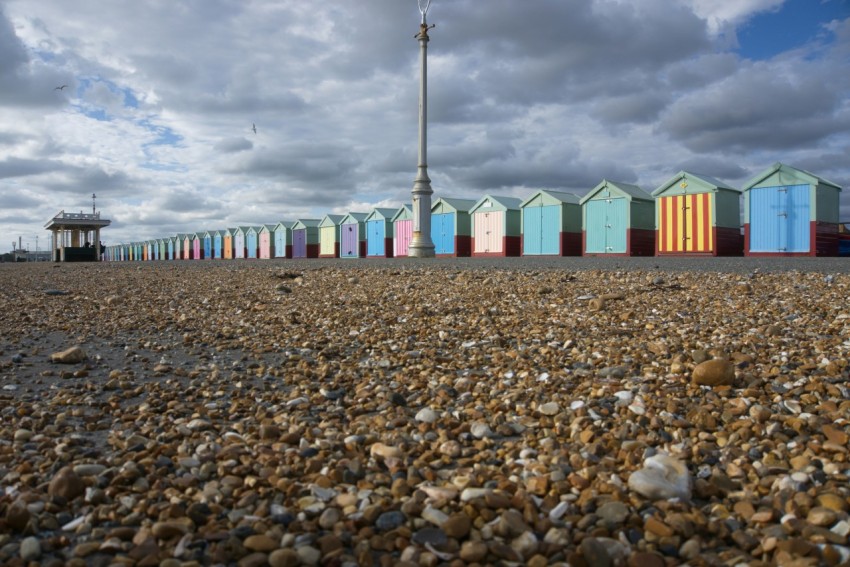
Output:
[
  {"xmin": 520, "ymin": 232, "xmax": 582, "ymax": 256},
  {"xmin": 305, "ymin": 244, "xmax": 320, "ymax": 258},
  {"xmin": 434, "ymin": 236, "xmax": 472, "ymax": 258},
  {"xmin": 655, "ymin": 227, "xmax": 742, "ymax": 256},
  {"xmin": 581, "ymin": 228, "xmax": 655, "ymax": 257},
  {"xmin": 744, "ymin": 221, "xmax": 839, "ymax": 257},
  {"xmin": 471, "ymin": 236, "xmax": 521, "ymax": 257}
]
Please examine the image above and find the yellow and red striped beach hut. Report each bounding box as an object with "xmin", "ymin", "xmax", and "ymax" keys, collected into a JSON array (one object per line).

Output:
[{"xmin": 652, "ymin": 171, "xmax": 743, "ymax": 256}]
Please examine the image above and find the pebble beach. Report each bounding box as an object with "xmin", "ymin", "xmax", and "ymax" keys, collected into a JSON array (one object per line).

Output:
[{"xmin": 1, "ymin": 259, "xmax": 850, "ymax": 567}]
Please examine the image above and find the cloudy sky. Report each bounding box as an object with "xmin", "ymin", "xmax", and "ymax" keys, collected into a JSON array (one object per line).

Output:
[{"xmin": 1, "ymin": 0, "xmax": 848, "ymax": 250}]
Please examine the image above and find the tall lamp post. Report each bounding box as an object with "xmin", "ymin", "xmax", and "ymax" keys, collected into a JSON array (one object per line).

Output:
[{"xmin": 408, "ymin": 0, "xmax": 436, "ymax": 257}]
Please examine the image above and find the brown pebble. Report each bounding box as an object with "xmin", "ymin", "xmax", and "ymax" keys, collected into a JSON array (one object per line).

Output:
[
  {"xmin": 691, "ymin": 359, "xmax": 735, "ymax": 387},
  {"xmin": 243, "ymin": 534, "xmax": 278, "ymax": 552},
  {"xmin": 48, "ymin": 466, "xmax": 85, "ymax": 501},
  {"xmin": 442, "ymin": 513, "xmax": 471, "ymax": 539},
  {"xmin": 50, "ymin": 346, "xmax": 87, "ymax": 364}
]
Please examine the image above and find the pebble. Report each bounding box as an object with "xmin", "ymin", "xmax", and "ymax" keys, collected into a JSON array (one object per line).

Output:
[
  {"xmin": 691, "ymin": 358, "xmax": 736, "ymax": 387},
  {"xmin": 48, "ymin": 466, "xmax": 85, "ymax": 501},
  {"xmin": 628, "ymin": 454, "xmax": 692, "ymax": 501},
  {"xmin": 415, "ymin": 407, "xmax": 439, "ymax": 423},
  {"xmin": 50, "ymin": 345, "xmax": 87, "ymax": 363},
  {"xmin": 19, "ymin": 536, "xmax": 41, "ymax": 561},
  {"xmin": 2, "ymin": 264, "xmax": 850, "ymax": 567}
]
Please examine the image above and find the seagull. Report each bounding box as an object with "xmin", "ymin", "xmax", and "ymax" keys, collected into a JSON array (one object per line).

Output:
[
  {"xmin": 54, "ymin": 85, "xmax": 68, "ymax": 91},
  {"xmin": 252, "ymin": 123, "xmax": 257, "ymax": 134}
]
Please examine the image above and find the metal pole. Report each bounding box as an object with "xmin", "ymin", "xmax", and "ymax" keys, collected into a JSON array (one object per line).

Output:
[{"xmin": 408, "ymin": 4, "xmax": 436, "ymax": 257}]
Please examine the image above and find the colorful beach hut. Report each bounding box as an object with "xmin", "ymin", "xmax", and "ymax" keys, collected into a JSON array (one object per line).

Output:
[
  {"xmin": 365, "ymin": 208, "xmax": 396, "ymax": 258},
  {"xmin": 213, "ymin": 230, "xmax": 225, "ymax": 259},
  {"xmin": 292, "ymin": 219, "xmax": 320, "ymax": 258},
  {"xmin": 470, "ymin": 195, "xmax": 522, "ymax": 257},
  {"xmin": 319, "ymin": 215, "xmax": 345, "ymax": 258},
  {"xmin": 158, "ymin": 238, "xmax": 167, "ymax": 260},
  {"xmin": 245, "ymin": 226, "xmax": 261, "ymax": 259},
  {"xmin": 392, "ymin": 205, "xmax": 413, "ymax": 258},
  {"xmin": 202, "ymin": 231, "xmax": 213, "ymax": 259},
  {"xmin": 167, "ymin": 237, "xmax": 176, "ymax": 260},
  {"xmin": 652, "ymin": 171, "xmax": 742, "ymax": 256},
  {"xmin": 258, "ymin": 224, "xmax": 275, "ymax": 259},
  {"xmin": 742, "ymin": 163, "xmax": 843, "ymax": 256},
  {"xmin": 340, "ymin": 213, "xmax": 368, "ymax": 258},
  {"xmin": 273, "ymin": 222, "xmax": 295, "ymax": 259},
  {"xmin": 223, "ymin": 229, "xmax": 235, "ymax": 259},
  {"xmin": 233, "ymin": 227, "xmax": 248, "ymax": 259},
  {"xmin": 520, "ymin": 190, "xmax": 582, "ymax": 256},
  {"xmin": 431, "ymin": 198, "xmax": 475, "ymax": 257},
  {"xmin": 173, "ymin": 234, "xmax": 186, "ymax": 259},
  {"xmin": 192, "ymin": 233, "xmax": 203, "ymax": 260},
  {"xmin": 580, "ymin": 180, "xmax": 655, "ymax": 256}
]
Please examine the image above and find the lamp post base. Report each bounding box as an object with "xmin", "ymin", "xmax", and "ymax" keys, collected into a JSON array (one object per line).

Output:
[{"xmin": 407, "ymin": 234, "xmax": 435, "ymax": 258}]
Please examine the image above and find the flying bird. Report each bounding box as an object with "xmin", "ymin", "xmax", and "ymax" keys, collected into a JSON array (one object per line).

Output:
[
  {"xmin": 252, "ymin": 123, "xmax": 257, "ymax": 134},
  {"xmin": 54, "ymin": 85, "xmax": 68, "ymax": 90}
]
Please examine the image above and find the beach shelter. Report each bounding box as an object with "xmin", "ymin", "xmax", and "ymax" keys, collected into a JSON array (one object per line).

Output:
[
  {"xmin": 273, "ymin": 222, "xmax": 295, "ymax": 259},
  {"xmin": 202, "ymin": 231, "xmax": 213, "ymax": 259},
  {"xmin": 145, "ymin": 241, "xmax": 153, "ymax": 261},
  {"xmin": 392, "ymin": 204, "xmax": 413, "ymax": 258},
  {"xmin": 223, "ymin": 229, "xmax": 235, "ymax": 259},
  {"xmin": 520, "ymin": 190, "xmax": 582, "ymax": 256},
  {"xmin": 431, "ymin": 197, "xmax": 475, "ymax": 257},
  {"xmin": 470, "ymin": 195, "xmax": 523, "ymax": 257},
  {"xmin": 167, "ymin": 237, "xmax": 176, "ymax": 260},
  {"xmin": 158, "ymin": 238, "xmax": 168, "ymax": 260},
  {"xmin": 742, "ymin": 163, "xmax": 843, "ymax": 256},
  {"xmin": 192, "ymin": 233, "xmax": 203, "ymax": 260},
  {"xmin": 152, "ymin": 240, "xmax": 160, "ymax": 260},
  {"xmin": 365, "ymin": 208, "xmax": 396, "ymax": 258},
  {"xmin": 319, "ymin": 214, "xmax": 345, "ymax": 258},
  {"xmin": 292, "ymin": 219, "xmax": 321, "ymax": 258},
  {"xmin": 182, "ymin": 234, "xmax": 193, "ymax": 259},
  {"xmin": 258, "ymin": 224, "xmax": 275, "ymax": 259},
  {"xmin": 245, "ymin": 226, "xmax": 261, "ymax": 259},
  {"xmin": 340, "ymin": 213, "xmax": 368, "ymax": 258},
  {"xmin": 213, "ymin": 230, "xmax": 225, "ymax": 259},
  {"xmin": 652, "ymin": 171, "xmax": 743, "ymax": 256},
  {"xmin": 233, "ymin": 227, "xmax": 249, "ymax": 259},
  {"xmin": 580, "ymin": 180, "xmax": 655, "ymax": 256},
  {"xmin": 173, "ymin": 234, "xmax": 186, "ymax": 259}
]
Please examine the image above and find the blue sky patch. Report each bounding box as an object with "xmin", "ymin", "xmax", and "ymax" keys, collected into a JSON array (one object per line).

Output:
[{"xmin": 736, "ymin": 0, "xmax": 849, "ymax": 60}]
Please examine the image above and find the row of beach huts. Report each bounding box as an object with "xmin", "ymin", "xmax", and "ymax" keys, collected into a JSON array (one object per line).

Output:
[{"xmin": 105, "ymin": 163, "xmax": 849, "ymax": 262}]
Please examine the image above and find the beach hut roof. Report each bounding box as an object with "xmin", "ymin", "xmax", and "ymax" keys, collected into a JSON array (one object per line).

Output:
[
  {"xmin": 293, "ymin": 219, "xmax": 321, "ymax": 229},
  {"xmin": 741, "ymin": 162, "xmax": 842, "ymax": 192},
  {"xmin": 258, "ymin": 224, "xmax": 277, "ymax": 234},
  {"xmin": 341, "ymin": 212, "xmax": 368, "ymax": 224},
  {"xmin": 651, "ymin": 171, "xmax": 739, "ymax": 197},
  {"xmin": 273, "ymin": 221, "xmax": 296, "ymax": 231},
  {"xmin": 580, "ymin": 180, "xmax": 653, "ymax": 204},
  {"xmin": 469, "ymin": 194, "xmax": 523, "ymax": 213},
  {"xmin": 432, "ymin": 197, "xmax": 477, "ymax": 213},
  {"xmin": 319, "ymin": 214, "xmax": 346, "ymax": 227},
  {"xmin": 364, "ymin": 207, "xmax": 398, "ymax": 222},
  {"xmin": 520, "ymin": 189, "xmax": 581, "ymax": 208},
  {"xmin": 391, "ymin": 204, "xmax": 413, "ymax": 222}
]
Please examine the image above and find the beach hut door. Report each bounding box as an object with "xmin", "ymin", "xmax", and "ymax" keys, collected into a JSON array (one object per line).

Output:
[
  {"xmin": 749, "ymin": 185, "xmax": 809, "ymax": 253},
  {"xmin": 474, "ymin": 211, "xmax": 503, "ymax": 253},
  {"xmin": 342, "ymin": 224, "xmax": 358, "ymax": 257},
  {"xmin": 432, "ymin": 213, "xmax": 454, "ymax": 255}
]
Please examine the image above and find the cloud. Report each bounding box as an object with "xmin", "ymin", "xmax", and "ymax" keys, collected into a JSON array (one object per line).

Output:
[{"xmin": 0, "ymin": 0, "xmax": 847, "ymax": 246}]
